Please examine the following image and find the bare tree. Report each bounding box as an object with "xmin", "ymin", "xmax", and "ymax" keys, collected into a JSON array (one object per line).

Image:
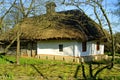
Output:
[
  {"xmin": 12, "ymin": 0, "xmax": 35, "ymax": 64},
  {"xmin": 0, "ymin": 0, "xmax": 37, "ymax": 64},
  {"xmin": 62, "ymin": 0, "xmax": 116, "ymax": 79}
]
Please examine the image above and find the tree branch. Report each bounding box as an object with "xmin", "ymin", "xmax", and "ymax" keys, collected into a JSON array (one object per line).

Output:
[
  {"xmin": 26, "ymin": 0, "xmax": 35, "ymax": 17},
  {"xmin": 95, "ymin": 1, "xmax": 115, "ymax": 68},
  {"xmin": 0, "ymin": 0, "xmax": 17, "ymax": 28}
]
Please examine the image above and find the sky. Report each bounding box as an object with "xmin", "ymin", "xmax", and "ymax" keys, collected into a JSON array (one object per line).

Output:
[{"xmin": 102, "ymin": 0, "xmax": 120, "ymax": 33}]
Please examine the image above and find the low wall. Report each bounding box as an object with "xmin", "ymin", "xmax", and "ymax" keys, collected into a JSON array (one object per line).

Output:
[
  {"xmin": 81, "ymin": 54, "xmax": 108, "ymax": 62},
  {"xmin": 35, "ymin": 54, "xmax": 108, "ymax": 63},
  {"xmin": 36, "ymin": 54, "xmax": 80, "ymax": 63}
]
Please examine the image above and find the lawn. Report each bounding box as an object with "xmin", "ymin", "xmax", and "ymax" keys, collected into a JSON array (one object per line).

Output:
[{"xmin": 0, "ymin": 55, "xmax": 120, "ymax": 80}]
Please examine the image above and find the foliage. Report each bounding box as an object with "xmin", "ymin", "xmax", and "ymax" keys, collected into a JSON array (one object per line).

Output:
[
  {"xmin": 104, "ymin": 32, "xmax": 120, "ymax": 53},
  {"xmin": 115, "ymin": 32, "xmax": 120, "ymax": 53},
  {"xmin": 115, "ymin": 32, "xmax": 120, "ymax": 43},
  {"xmin": 114, "ymin": 58, "xmax": 120, "ymax": 64}
]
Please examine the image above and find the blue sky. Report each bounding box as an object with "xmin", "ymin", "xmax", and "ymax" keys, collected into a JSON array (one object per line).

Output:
[{"xmin": 103, "ymin": 0, "xmax": 120, "ymax": 33}]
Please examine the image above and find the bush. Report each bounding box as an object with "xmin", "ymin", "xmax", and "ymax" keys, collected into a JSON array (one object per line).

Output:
[
  {"xmin": 105, "ymin": 52, "xmax": 112, "ymax": 56},
  {"xmin": 114, "ymin": 58, "xmax": 120, "ymax": 64}
]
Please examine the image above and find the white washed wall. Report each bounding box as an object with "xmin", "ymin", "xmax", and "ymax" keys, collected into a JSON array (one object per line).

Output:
[
  {"xmin": 91, "ymin": 42, "xmax": 104, "ymax": 55},
  {"xmin": 37, "ymin": 40, "xmax": 104, "ymax": 57},
  {"xmin": 37, "ymin": 40, "xmax": 80, "ymax": 57},
  {"xmin": 78, "ymin": 41, "xmax": 104, "ymax": 56},
  {"xmin": 79, "ymin": 42, "xmax": 92, "ymax": 56}
]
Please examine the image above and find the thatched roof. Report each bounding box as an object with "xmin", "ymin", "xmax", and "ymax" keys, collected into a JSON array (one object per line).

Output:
[{"xmin": 0, "ymin": 9, "xmax": 105, "ymax": 42}]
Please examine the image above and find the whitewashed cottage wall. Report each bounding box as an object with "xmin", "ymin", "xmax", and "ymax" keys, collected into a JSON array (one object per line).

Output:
[
  {"xmin": 79, "ymin": 42, "xmax": 92, "ymax": 56},
  {"xmin": 91, "ymin": 42, "xmax": 104, "ymax": 55},
  {"xmin": 37, "ymin": 40, "xmax": 104, "ymax": 57},
  {"xmin": 37, "ymin": 40, "xmax": 79, "ymax": 57}
]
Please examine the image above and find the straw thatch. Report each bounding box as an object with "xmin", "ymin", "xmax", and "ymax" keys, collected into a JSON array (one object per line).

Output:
[{"xmin": 0, "ymin": 9, "xmax": 105, "ymax": 41}]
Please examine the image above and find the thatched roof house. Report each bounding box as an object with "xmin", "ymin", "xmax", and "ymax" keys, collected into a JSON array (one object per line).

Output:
[
  {"xmin": 0, "ymin": 2, "xmax": 107, "ymax": 61},
  {"xmin": 1, "ymin": 10, "xmax": 105, "ymax": 41}
]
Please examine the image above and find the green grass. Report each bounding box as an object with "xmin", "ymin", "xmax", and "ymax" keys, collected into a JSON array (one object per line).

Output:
[
  {"xmin": 0, "ymin": 57, "xmax": 9, "ymax": 64},
  {"xmin": 0, "ymin": 55, "xmax": 120, "ymax": 80},
  {"xmin": 0, "ymin": 55, "xmax": 69, "ymax": 65}
]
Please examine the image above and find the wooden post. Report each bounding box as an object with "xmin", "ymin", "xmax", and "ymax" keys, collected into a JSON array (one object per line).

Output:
[
  {"xmin": 16, "ymin": 31, "xmax": 20, "ymax": 65},
  {"xmin": 53, "ymin": 56, "xmax": 55, "ymax": 60}
]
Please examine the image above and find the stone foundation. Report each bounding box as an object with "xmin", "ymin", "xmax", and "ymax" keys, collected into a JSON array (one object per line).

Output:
[{"xmin": 36, "ymin": 54, "xmax": 108, "ymax": 63}]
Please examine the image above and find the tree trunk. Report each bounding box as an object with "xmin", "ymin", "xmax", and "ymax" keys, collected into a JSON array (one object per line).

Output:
[{"xmin": 16, "ymin": 31, "xmax": 20, "ymax": 65}]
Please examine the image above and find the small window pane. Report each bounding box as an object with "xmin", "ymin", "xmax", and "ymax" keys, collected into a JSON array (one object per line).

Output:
[
  {"xmin": 82, "ymin": 42, "xmax": 87, "ymax": 52},
  {"xmin": 59, "ymin": 44, "xmax": 63, "ymax": 52},
  {"xmin": 96, "ymin": 42, "xmax": 100, "ymax": 51}
]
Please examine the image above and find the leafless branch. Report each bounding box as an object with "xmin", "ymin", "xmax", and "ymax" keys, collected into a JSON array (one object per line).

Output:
[
  {"xmin": 26, "ymin": 0, "xmax": 35, "ymax": 17},
  {"xmin": 0, "ymin": 0, "xmax": 17, "ymax": 28}
]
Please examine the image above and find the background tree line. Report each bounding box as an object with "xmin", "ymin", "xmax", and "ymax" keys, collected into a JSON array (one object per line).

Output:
[{"xmin": 105, "ymin": 32, "xmax": 120, "ymax": 54}]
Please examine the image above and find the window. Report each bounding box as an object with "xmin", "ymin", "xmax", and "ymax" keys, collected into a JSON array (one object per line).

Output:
[
  {"xmin": 82, "ymin": 42, "xmax": 87, "ymax": 52},
  {"xmin": 59, "ymin": 44, "xmax": 63, "ymax": 52},
  {"xmin": 96, "ymin": 42, "xmax": 100, "ymax": 51}
]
